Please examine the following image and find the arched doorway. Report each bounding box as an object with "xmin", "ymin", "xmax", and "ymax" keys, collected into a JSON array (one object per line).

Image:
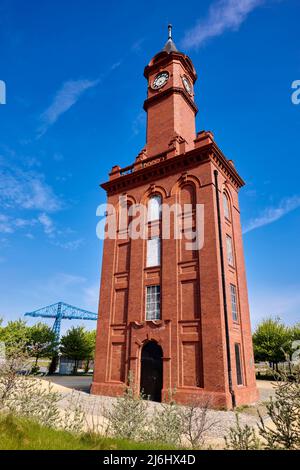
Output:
[{"xmin": 140, "ymin": 341, "xmax": 163, "ymax": 402}]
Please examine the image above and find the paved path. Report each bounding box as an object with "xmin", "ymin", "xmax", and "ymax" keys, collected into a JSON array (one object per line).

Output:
[
  {"xmin": 45, "ymin": 375, "xmax": 93, "ymax": 393},
  {"xmin": 256, "ymin": 379, "xmax": 276, "ymax": 402}
]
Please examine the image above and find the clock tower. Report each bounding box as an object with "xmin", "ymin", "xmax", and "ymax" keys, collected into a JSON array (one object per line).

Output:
[
  {"xmin": 144, "ymin": 25, "xmax": 197, "ymax": 157},
  {"xmin": 92, "ymin": 27, "xmax": 258, "ymax": 409}
]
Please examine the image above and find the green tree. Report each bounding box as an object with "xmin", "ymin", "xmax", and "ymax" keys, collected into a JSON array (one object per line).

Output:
[
  {"xmin": 84, "ymin": 330, "xmax": 96, "ymax": 373},
  {"xmin": 291, "ymin": 323, "xmax": 300, "ymax": 341},
  {"xmin": 0, "ymin": 319, "xmax": 31, "ymax": 355},
  {"xmin": 60, "ymin": 326, "xmax": 94, "ymax": 374},
  {"xmin": 28, "ymin": 323, "xmax": 57, "ymax": 368},
  {"xmin": 253, "ymin": 317, "xmax": 291, "ymax": 370}
]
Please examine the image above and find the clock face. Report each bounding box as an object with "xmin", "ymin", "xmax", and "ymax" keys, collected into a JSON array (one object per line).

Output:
[
  {"xmin": 152, "ymin": 71, "xmax": 169, "ymax": 90},
  {"xmin": 182, "ymin": 76, "xmax": 192, "ymax": 95}
]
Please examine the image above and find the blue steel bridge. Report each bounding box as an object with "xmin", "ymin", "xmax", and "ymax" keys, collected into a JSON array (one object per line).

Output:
[{"xmin": 24, "ymin": 301, "xmax": 98, "ymax": 341}]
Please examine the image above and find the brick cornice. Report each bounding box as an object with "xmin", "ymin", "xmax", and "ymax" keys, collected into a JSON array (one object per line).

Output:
[
  {"xmin": 210, "ymin": 142, "xmax": 245, "ymax": 189},
  {"xmin": 101, "ymin": 141, "xmax": 244, "ymax": 195},
  {"xmin": 143, "ymin": 86, "xmax": 198, "ymax": 115},
  {"xmin": 144, "ymin": 51, "xmax": 197, "ymax": 82}
]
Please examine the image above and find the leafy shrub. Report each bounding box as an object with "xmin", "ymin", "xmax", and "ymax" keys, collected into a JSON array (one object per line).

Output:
[
  {"xmin": 145, "ymin": 391, "xmax": 182, "ymax": 446},
  {"xmin": 103, "ymin": 373, "xmax": 148, "ymax": 441},
  {"xmin": 225, "ymin": 414, "xmax": 260, "ymax": 450},
  {"xmin": 225, "ymin": 369, "xmax": 300, "ymax": 450},
  {"xmin": 180, "ymin": 396, "xmax": 217, "ymax": 449},
  {"xmin": 257, "ymin": 369, "xmax": 300, "ymax": 449},
  {"xmin": 0, "ymin": 348, "xmax": 85, "ymax": 433}
]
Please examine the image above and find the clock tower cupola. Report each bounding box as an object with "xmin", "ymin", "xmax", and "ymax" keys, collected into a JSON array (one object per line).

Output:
[{"xmin": 144, "ymin": 25, "xmax": 198, "ymax": 157}]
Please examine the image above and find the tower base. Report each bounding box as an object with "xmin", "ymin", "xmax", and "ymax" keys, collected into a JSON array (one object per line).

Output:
[{"xmin": 91, "ymin": 381, "xmax": 259, "ymax": 410}]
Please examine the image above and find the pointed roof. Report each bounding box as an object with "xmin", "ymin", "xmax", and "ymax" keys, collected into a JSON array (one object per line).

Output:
[
  {"xmin": 163, "ymin": 24, "xmax": 178, "ymax": 53},
  {"xmin": 144, "ymin": 24, "xmax": 197, "ymax": 82}
]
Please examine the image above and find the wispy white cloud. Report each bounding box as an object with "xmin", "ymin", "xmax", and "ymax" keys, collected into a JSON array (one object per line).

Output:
[
  {"xmin": 0, "ymin": 269, "xmax": 100, "ymax": 326},
  {"xmin": 0, "ymin": 212, "xmax": 59, "ymax": 238},
  {"xmin": 0, "ymin": 214, "xmax": 13, "ymax": 233},
  {"xmin": 53, "ymin": 152, "xmax": 64, "ymax": 162},
  {"xmin": 52, "ymin": 238, "xmax": 84, "ymax": 251},
  {"xmin": 37, "ymin": 214, "xmax": 84, "ymax": 249},
  {"xmin": 132, "ymin": 111, "xmax": 146, "ymax": 137},
  {"xmin": 181, "ymin": 0, "xmax": 265, "ymax": 49},
  {"xmin": 0, "ymin": 157, "xmax": 84, "ymax": 247},
  {"xmin": 55, "ymin": 173, "xmax": 72, "ymax": 183},
  {"xmin": 0, "ymin": 211, "xmax": 83, "ymax": 248},
  {"xmin": 38, "ymin": 213, "xmax": 55, "ymax": 236},
  {"xmin": 20, "ymin": 272, "xmax": 87, "ymax": 308},
  {"xmin": 131, "ymin": 38, "xmax": 145, "ymax": 54},
  {"xmin": 0, "ymin": 214, "xmax": 36, "ymax": 234},
  {"xmin": 51, "ymin": 272, "xmax": 86, "ymax": 288},
  {"xmin": 249, "ymin": 284, "xmax": 300, "ymax": 327},
  {"xmin": 35, "ymin": 57, "xmax": 125, "ymax": 138},
  {"xmin": 0, "ymin": 237, "xmax": 9, "ymax": 248},
  {"xmin": 0, "ymin": 162, "xmax": 62, "ymax": 212},
  {"xmin": 25, "ymin": 233, "xmax": 35, "ymax": 240},
  {"xmin": 37, "ymin": 78, "xmax": 100, "ymax": 138},
  {"xmin": 0, "ymin": 158, "xmax": 84, "ymax": 247},
  {"xmin": 110, "ymin": 61, "xmax": 122, "ymax": 71},
  {"xmin": 243, "ymin": 196, "xmax": 300, "ymax": 234},
  {"xmin": 83, "ymin": 283, "xmax": 100, "ymax": 309}
]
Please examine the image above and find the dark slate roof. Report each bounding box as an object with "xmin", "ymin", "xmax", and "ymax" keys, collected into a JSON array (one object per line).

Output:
[
  {"xmin": 163, "ymin": 37, "xmax": 178, "ymax": 53},
  {"xmin": 162, "ymin": 24, "xmax": 178, "ymax": 53}
]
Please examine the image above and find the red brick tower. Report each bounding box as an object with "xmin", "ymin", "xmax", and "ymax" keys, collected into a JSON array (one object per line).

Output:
[{"xmin": 92, "ymin": 26, "xmax": 258, "ymax": 408}]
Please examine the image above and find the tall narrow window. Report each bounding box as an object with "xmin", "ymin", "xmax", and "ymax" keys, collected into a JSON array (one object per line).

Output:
[
  {"xmin": 235, "ymin": 343, "xmax": 243, "ymax": 385},
  {"xmin": 147, "ymin": 237, "xmax": 161, "ymax": 267},
  {"xmin": 223, "ymin": 193, "xmax": 230, "ymax": 220},
  {"xmin": 230, "ymin": 284, "xmax": 238, "ymax": 322},
  {"xmin": 146, "ymin": 286, "xmax": 161, "ymax": 320},
  {"xmin": 226, "ymin": 235, "xmax": 234, "ymax": 267},
  {"xmin": 148, "ymin": 195, "xmax": 161, "ymax": 222}
]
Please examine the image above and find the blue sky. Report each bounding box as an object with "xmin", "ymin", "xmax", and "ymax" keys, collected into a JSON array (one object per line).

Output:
[{"xmin": 0, "ymin": 0, "xmax": 299, "ymax": 333}]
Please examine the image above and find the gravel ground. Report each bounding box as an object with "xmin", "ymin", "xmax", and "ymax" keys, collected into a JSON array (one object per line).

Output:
[
  {"xmin": 45, "ymin": 375, "xmax": 276, "ymax": 402},
  {"xmin": 42, "ymin": 377, "xmax": 275, "ymax": 446}
]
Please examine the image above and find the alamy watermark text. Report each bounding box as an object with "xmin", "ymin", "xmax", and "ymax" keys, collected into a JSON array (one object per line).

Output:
[{"xmin": 0, "ymin": 80, "xmax": 6, "ymax": 105}]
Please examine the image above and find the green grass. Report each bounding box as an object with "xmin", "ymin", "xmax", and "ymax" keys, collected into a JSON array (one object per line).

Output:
[{"xmin": 0, "ymin": 414, "xmax": 177, "ymax": 450}]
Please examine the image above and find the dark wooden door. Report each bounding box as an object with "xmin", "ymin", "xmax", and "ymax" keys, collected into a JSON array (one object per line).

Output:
[{"xmin": 140, "ymin": 342, "xmax": 163, "ymax": 402}]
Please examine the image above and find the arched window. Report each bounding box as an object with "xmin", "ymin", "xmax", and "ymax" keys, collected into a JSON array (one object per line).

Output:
[
  {"xmin": 180, "ymin": 184, "xmax": 196, "ymax": 209},
  {"xmin": 223, "ymin": 192, "xmax": 230, "ymax": 220},
  {"xmin": 148, "ymin": 195, "xmax": 162, "ymax": 222},
  {"xmin": 147, "ymin": 195, "xmax": 162, "ymax": 267},
  {"xmin": 180, "ymin": 184, "xmax": 197, "ymax": 261},
  {"xmin": 118, "ymin": 197, "xmax": 133, "ymax": 235},
  {"xmin": 146, "ymin": 236, "xmax": 160, "ymax": 267}
]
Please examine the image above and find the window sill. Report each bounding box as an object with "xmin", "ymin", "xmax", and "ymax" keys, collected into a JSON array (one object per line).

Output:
[{"xmin": 145, "ymin": 319, "xmax": 163, "ymax": 327}]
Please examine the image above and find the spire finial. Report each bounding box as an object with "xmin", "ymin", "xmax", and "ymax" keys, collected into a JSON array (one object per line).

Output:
[{"xmin": 163, "ymin": 24, "xmax": 178, "ymax": 53}]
